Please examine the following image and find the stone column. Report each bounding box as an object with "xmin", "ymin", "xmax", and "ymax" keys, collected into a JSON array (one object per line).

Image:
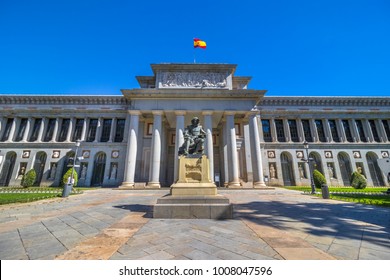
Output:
[
  {"xmin": 323, "ymin": 118, "xmax": 332, "ymax": 142},
  {"xmin": 376, "ymin": 119, "xmax": 388, "ymax": 143},
  {"xmin": 80, "ymin": 118, "xmax": 88, "ymax": 142},
  {"xmin": 22, "ymin": 117, "xmax": 32, "ymax": 142},
  {"xmin": 50, "ymin": 118, "xmax": 60, "ymax": 142},
  {"xmin": 0, "ymin": 117, "xmax": 4, "ymax": 134},
  {"xmin": 94, "ymin": 117, "xmax": 103, "ymax": 142},
  {"xmin": 296, "ymin": 118, "xmax": 305, "ymax": 142},
  {"xmin": 309, "ymin": 119, "xmax": 318, "ymax": 142},
  {"xmin": 37, "ymin": 117, "xmax": 47, "ymax": 142},
  {"xmin": 270, "ymin": 118, "xmax": 277, "ymax": 142},
  {"xmin": 108, "ymin": 117, "xmax": 117, "ymax": 143},
  {"xmin": 283, "ymin": 119, "xmax": 291, "ymax": 142},
  {"xmin": 225, "ymin": 112, "xmax": 240, "ymax": 187},
  {"xmin": 66, "ymin": 118, "xmax": 75, "ymax": 142},
  {"xmin": 147, "ymin": 111, "xmax": 163, "ymax": 188},
  {"xmin": 6, "ymin": 118, "xmax": 17, "ymax": 142},
  {"xmin": 203, "ymin": 111, "xmax": 214, "ymax": 182},
  {"xmin": 222, "ymin": 119, "xmax": 229, "ymax": 186},
  {"xmin": 361, "ymin": 119, "xmax": 373, "ymax": 142},
  {"xmin": 250, "ymin": 113, "xmax": 266, "ymax": 187},
  {"xmin": 173, "ymin": 111, "xmax": 185, "ymax": 182},
  {"xmin": 120, "ymin": 111, "xmax": 140, "ymax": 188}
]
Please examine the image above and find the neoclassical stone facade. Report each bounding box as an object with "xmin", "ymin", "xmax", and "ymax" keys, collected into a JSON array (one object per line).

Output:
[{"xmin": 0, "ymin": 63, "xmax": 389, "ymax": 188}]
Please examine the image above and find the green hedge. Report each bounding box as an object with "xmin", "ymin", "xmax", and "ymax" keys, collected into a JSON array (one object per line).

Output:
[
  {"xmin": 62, "ymin": 168, "xmax": 78, "ymax": 187},
  {"xmin": 350, "ymin": 171, "xmax": 367, "ymax": 189},
  {"xmin": 21, "ymin": 169, "xmax": 36, "ymax": 188},
  {"xmin": 313, "ymin": 169, "xmax": 327, "ymax": 189}
]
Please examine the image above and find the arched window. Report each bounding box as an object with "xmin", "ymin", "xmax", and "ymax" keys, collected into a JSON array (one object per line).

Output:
[
  {"xmin": 366, "ymin": 152, "xmax": 385, "ymax": 186},
  {"xmin": 0, "ymin": 152, "xmax": 17, "ymax": 186},
  {"xmin": 91, "ymin": 152, "xmax": 106, "ymax": 186},
  {"xmin": 281, "ymin": 152, "xmax": 295, "ymax": 186},
  {"xmin": 338, "ymin": 152, "xmax": 352, "ymax": 186},
  {"xmin": 33, "ymin": 152, "xmax": 47, "ymax": 186}
]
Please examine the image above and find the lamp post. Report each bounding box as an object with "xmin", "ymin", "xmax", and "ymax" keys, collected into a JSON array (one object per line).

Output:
[
  {"xmin": 62, "ymin": 140, "xmax": 81, "ymax": 197},
  {"xmin": 303, "ymin": 141, "xmax": 316, "ymax": 194}
]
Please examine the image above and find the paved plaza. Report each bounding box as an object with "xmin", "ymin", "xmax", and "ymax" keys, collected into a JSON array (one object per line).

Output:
[{"xmin": 0, "ymin": 188, "xmax": 389, "ymax": 260}]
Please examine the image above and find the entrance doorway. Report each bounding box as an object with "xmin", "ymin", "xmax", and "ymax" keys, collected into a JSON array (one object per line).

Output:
[
  {"xmin": 91, "ymin": 152, "xmax": 106, "ymax": 186},
  {"xmin": 338, "ymin": 152, "xmax": 352, "ymax": 186},
  {"xmin": 281, "ymin": 152, "xmax": 296, "ymax": 186},
  {"xmin": 33, "ymin": 152, "xmax": 47, "ymax": 186}
]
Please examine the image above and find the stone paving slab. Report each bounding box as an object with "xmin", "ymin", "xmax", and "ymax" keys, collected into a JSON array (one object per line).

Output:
[{"xmin": 0, "ymin": 188, "xmax": 389, "ymax": 260}]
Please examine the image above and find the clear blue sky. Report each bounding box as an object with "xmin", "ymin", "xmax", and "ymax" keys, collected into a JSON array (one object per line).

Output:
[{"xmin": 0, "ymin": 0, "xmax": 389, "ymax": 96}]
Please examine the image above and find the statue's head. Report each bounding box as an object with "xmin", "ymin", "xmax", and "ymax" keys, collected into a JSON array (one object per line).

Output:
[{"xmin": 191, "ymin": 117, "xmax": 199, "ymax": 125}]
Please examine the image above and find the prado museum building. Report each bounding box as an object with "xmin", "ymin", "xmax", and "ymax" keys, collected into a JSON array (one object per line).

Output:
[{"xmin": 0, "ymin": 63, "xmax": 390, "ymax": 188}]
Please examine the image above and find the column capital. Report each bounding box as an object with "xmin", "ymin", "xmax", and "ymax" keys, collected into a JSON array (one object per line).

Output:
[
  {"xmin": 174, "ymin": 110, "xmax": 186, "ymax": 116},
  {"xmin": 152, "ymin": 110, "xmax": 164, "ymax": 116},
  {"xmin": 202, "ymin": 111, "xmax": 214, "ymax": 116},
  {"xmin": 127, "ymin": 110, "xmax": 142, "ymax": 116}
]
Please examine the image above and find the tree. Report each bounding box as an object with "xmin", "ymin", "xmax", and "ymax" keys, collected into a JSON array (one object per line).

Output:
[
  {"xmin": 313, "ymin": 169, "xmax": 327, "ymax": 189},
  {"xmin": 21, "ymin": 169, "xmax": 36, "ymax": 188},
  {"xmin": 62, "ymin": 168, "xmax": 78, "ymax": 188},
  {"xmin": 350, "ymin": 171, "xmax": 367, "ymax": 189}
]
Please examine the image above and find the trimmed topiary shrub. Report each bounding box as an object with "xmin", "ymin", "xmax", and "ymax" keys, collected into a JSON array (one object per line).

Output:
[
  {"xmin": 21, "ymin": 169, "xmax": 36, "ymax": 188},
  {"xmin": 350, "ymin": 171, "xmax": 367, "ymax": 189},
  {"xmin": 62, "ymin": 168, "xmax": 78, "ymax": 188},
  {"xmin": 313, "ymin": 169, "xmax": 327, "ymax": 189}
]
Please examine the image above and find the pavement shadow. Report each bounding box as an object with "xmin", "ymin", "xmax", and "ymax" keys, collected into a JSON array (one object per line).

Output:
[
  {"xmin": 234, "ymin": 199, "xmax": 390, "ymax": 248},
  {"xmin": 113, "ymin": 204, "xmax": 153, "ymax": 218}
]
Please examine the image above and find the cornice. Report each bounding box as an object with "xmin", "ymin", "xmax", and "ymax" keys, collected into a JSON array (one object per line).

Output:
[
  {"xmin": 0, "ymin": 95, "xmax": 129, "ymax": 105},
  {"xmin": 258, "ymin": 96, "xmax": 390, "ymax": 107}
]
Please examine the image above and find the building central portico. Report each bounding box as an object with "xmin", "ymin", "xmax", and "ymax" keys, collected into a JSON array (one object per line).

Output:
[{"xmin": 120, "ymin": 63, "xmax": 267, "ymax": 188}]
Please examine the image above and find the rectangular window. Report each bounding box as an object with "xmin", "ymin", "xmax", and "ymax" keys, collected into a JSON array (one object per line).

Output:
[
  {"xmin": 43, "ymin": 119, "xmax": 56, "ymax": 142},
  {"xmin": 87, "ymin": 119, "xmax": 98, "ymax": 142},
  {"xmin": 0, "ymin": 118, "xmax": 14, "ymax": 141},
  {"xmin": 261, "ymin": 119, "xmax": 272, "ymax": 142},
  {"xmin": 72, "ymin": 119, "xmax": 84, "ymax": 142},
  {"xmin": 288, "ymin": 120, "xmax": 299, "ymax": 142},
  {"xmin": 114, "ymin": 119, "xmax": 125, "ymax": 142},
  {"xmin": 100, "ymin": 119, "xmax": 112, "ymax": 142},
  {"xmin": 328, "ymin": 120, "xmax": 340, "ymax": 142},
  {"xmin": 369, "ymin": 120, "xmax": 380, "ymax": 142},
  {"xmin": 342, "ymin": 120, "xmax": 354, "ymax": 142},
  {"xmin": 274, "ymin": 119, "xmax": 285, "ymax": 142},
  {"xmin": 355, "ymin": 120, "xmax": 367, "ymax": 142},
  {"xmin": 29, "ymin": 118, "xmax": 42, "ymax": 142},
  {"xmin": 315, "ymin": 119, "xmax": 326, "ymax": 142},
  {"xmin": 14, "ymin": 118, "xmax": 28, "ymax": 142},
  {"xmin": 58, "ymin": 118, "xmax": 70, "ymax": 142},
  {"xmin": 382, "ymin": 120, "xmax": 390, "ymax": 141},
  {"xmin": 301, "ymin": 120, "xmax": 313, "ymax": 142}
]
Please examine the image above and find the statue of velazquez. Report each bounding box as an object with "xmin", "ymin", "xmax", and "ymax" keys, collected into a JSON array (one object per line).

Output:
[{"xmin": 179, "ymin": 117, "xmax": 206, "ymax": 155}]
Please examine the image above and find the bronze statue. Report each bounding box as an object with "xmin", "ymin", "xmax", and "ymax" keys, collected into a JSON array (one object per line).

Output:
[{"xmin": 179, "ymin": 117, "xmax": 206, "ymax": 155}]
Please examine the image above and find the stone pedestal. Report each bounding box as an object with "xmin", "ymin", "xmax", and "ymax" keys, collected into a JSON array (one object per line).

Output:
[{"xmin": 153, "ymin": 155, "xmax": 233, "ymax": 219}]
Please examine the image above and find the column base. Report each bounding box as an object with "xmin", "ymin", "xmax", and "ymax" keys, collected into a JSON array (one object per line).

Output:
[
  {"xmin": 146, "ymin": 182, "xmax": 161, "ymax": 188},
  {"xmin": 253, "ymin": 181, "xmax": 267, "ymax": 188},
  {"xmin": 119, "ymin": 182, "xmax": 134, "ymax": 189},
  {"xmin": 227, "ymin": 181, "xmax": 241, "ymax": 188}
]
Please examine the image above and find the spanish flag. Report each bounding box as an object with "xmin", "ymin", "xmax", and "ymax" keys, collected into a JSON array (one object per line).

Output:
[{"xmin": 194, "ymin": 38, "xmax": 206, "ymax": 49}]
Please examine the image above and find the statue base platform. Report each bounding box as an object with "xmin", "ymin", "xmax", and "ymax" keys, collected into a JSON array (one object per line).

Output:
[
  {"xmin": 153, "ymin": 195, "xmax": 233, "ymax": 219},
  {"xmin": 153, "ymin": 154, "xmax": 232, "ymax": 219}
]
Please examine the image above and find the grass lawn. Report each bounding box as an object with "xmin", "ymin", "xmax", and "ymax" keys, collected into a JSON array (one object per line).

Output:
[
  {"xmin": 0, "ymin": 186, "xmax": 95, "ymax": 205},
  {"xmin": 284, "ymin": 186, "xmax": 390, "ymax": 207}
]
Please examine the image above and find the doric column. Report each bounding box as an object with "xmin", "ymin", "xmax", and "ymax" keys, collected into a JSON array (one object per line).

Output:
[
  {"xmin": 309, "ymin": 119, "xmax": 318, "ymax": 142},
  {"xmin": 7, "ymin": 118, "xmax": 17, "ymax": 142},
  {"xmin": 108, "ymin": 117, "xmax": 117, "ymax": 143},
  {"xmin": 225, "ymin": 112, "xmax": 240, "ymax": 187},
  {"xmin": 376, "ymin": 119, "xmax": 388, "ymax": 143},
  {"xmin": 222, "ymin": 119, "xmax": 229, "ymax": 186},
  {"xmin": 50, "ymin": 118, "xmax": 60, "ymax": 142},
  {"xmin": 147, "ymin": 111, "xmax": 163, "ymax": 188},
  {"xmin": 66, "ymin": 117, "xmax": 75, "ymax": 142},
  {"xmin": 348, "ymin": 119, "xmax": 359, "ymax": 142},
  {"xmin": 94, "ymin": 117, "xmax": 103, "ymax": 142},
  {"xmin": 173, "ymin": 111, "xmax": 186, "ymax": 182},
  {"xmin": 336, "ymin": 119, "xmax": 347, "ymax": 142},
  {"xmin": 37, "ymin": 117, "xmax": 47, "ymax": 142},
  {"xmin": 203, "ymin": 111, "xmax": 214, "ymax": 182},
  {"xmin": 250, "ymin": 113, "xmax": 266, "ymax": 187},
  {"xmin": 22, "ymin": 117, "xmax": 32, "ymax": 142},
  {"xmin": 123, "ymin": 114, "xmax": 131, "ymax": 143},
  {"xmin": 270, "ymin": 118, "xmax": 277, "ymax": 142},
  {"xmin": 283, "ymin": 119, "xmax": 291, "ymax": 142},
  {"xmin": 0, "ymin": 117, "xmax": 4, "ymax": 134},
  {"xmin": 363, "ymin": 119, "xmax": 374, "ymax": 142},
  {"xmin": 80, "ymin": 118, "xmax": 88, "ymax": 141},
  {"xmin": 120, "ymin": 111, "xmax": 141, "ymax": 188},
  {"xmin": 296, "ymin": 118, "xmax": 305, "ymax": 142},
  {"xmin": 323, "ymin": 118, "xmax": 332, "ymax": 142}
]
